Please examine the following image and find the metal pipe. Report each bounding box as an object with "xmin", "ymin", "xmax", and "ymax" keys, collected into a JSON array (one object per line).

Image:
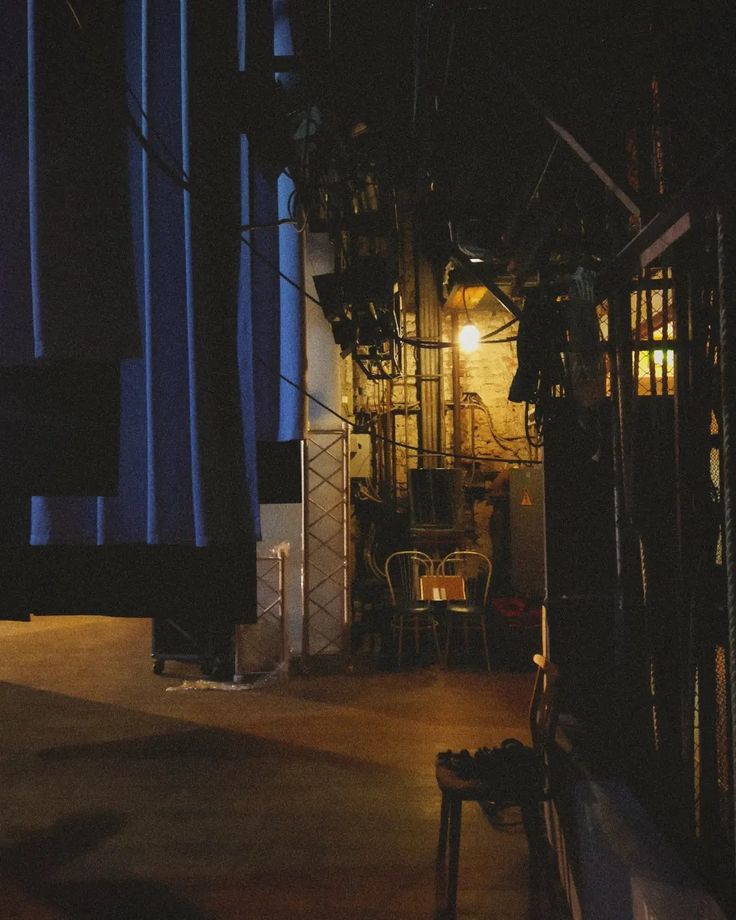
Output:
[
  {"xmin": 389, "ymin": 377, "xmax": 397, "ymax": 501},
  {"xmin": 612, "ymin": 290, "xmax": 636, "ymax": 522},
  {"xmin": 609, "ymin": 320, "xmax": 630, "ymax": 743},
  {"xmin": 610, "ymin": 287, "xmax": 645, "ymax": 758},
  {"xmin": 278, "ymin": 551, "xmax": 288, "ymax": 671},
  {"xmin": 416, "ymin": 253, "xmax": 443, "ymax": 467},
  {"xmin": 382, "ymin": 378, "xmax": 391, "ymax": 501},
  {"xmin": 716, "ymin": 204, "xmax": 736, "ymax": 868},
  {"xmin": 451, "ymin": 313, "xmax": 462, "ymax": 463},
  {"xmin": 342, "ymin": 422, "xmax": 350, "ymax": 659},
  {"xmin": 673, "ymin": 251, "xmax": 693, "ymax": 811},
  {"xmin": 645, "ymin": 277, "xmax": 657, "ymax": 396},
  {"xmin": 301, "ymin": 437, "xmax": 310, "ymax": 664}
]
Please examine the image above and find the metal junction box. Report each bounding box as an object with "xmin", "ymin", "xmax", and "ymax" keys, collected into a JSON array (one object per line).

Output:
[{"xmin": 509, "ymin": 466, "xmax": 545, "ymax": 599}]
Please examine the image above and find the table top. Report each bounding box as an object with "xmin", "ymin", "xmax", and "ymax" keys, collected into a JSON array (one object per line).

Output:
[{"xmin": 419, "ymin": 575, "xmax": 466, "ymax": 602}]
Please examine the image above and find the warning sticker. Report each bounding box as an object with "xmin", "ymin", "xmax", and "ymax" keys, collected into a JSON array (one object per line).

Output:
[{"xmin": 520, "ymin": 489, "xmax": 533, "ymax": 507}]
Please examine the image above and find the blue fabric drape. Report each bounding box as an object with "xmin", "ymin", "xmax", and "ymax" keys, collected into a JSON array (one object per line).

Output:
[
  {"xmin": 248, "ymin": 0, "xmax": 305, "ymax": 442},
  {"xmin": 27, "ymin": 0, "xmax": 256, "ymax": 547},
  {"xmin": 0, "ymin": 0, "xmax": 305, "ymax": 574},
  {"xmin": 274, "ymin": 2, "xmax": 303, "ymax": 441}
]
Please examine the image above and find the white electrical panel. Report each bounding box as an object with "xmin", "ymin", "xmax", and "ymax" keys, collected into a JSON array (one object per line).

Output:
[{"xmin": 349, "ymin": 433, "xmax": 372, "ymax": 478}]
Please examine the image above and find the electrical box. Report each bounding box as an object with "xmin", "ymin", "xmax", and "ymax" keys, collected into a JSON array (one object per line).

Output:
[
  {"xmin": 408, "ymin": 468, "xmax": 465, "ymax": 529},
  {"xmin": 509, "ymin": 466, "xmax": 545, "ymax": 599},
  {"xmin": 349, "ymin": 433, "xmax": 372, "ymax": 478}
]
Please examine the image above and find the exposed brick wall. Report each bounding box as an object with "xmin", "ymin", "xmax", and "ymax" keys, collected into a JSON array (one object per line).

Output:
[{"xmin": 351, "ymin": 294, "xmax": 538, "ymax": 567}]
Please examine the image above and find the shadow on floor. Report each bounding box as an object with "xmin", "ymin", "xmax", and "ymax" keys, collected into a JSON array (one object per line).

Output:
[{"xmin": 2, "ymin": 811, "xmax": 209, "ymax": 920}]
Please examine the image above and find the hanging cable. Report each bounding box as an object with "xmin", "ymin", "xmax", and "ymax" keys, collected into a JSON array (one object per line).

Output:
[
  {"xmin": 397, "ymin": 335, "xmax": 452, "ymax": 349},
  {"xmin": 255, "ymin": 354, "xmax": 540, "ymax": 465},
  {"xmin": 481, "ymin": 314, "xmax": 519, "ymax": 340},
  {"xmin": 125, "ymin": 84, "xmax": 330, "ymax": 313},
  {"xmin": 240, "ymin": 218, "xmax": 297, "ymax": 232},
  {"xmin": 64, "ymin": 0, "xmax": 82, "ymax": 29},
  {"xmin": 127, "ymin": 102, "xmax": 536, "ymax": 465},
  {"xmin": 73, "ymin": 50, "xmax": 538, "ymax": 468}
]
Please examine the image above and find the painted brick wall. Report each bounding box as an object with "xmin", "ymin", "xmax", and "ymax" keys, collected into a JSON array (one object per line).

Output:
[{"xmin": 352, "ymin": 293, "xmax": 539, "ymax": 568}]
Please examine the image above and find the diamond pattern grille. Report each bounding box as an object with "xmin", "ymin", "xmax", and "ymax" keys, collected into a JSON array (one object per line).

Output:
[
  {"xmin": 303, "ymin": 429, "xmax": 349, "ymax": 659},
  {"xmin": 235, "ymin": 555, "xmax": 286, "ymax": 675},
  {"xmin": 715, "ymin": 643, "xmax": 733, "ymax": 841}
]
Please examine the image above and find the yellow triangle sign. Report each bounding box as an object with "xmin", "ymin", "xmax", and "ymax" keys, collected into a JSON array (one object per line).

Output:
[{"xmin": 521, "ymin": 489, "xmax": 533, "ymax": 507}]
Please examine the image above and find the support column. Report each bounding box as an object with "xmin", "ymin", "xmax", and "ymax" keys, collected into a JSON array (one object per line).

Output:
[
  {"xmin": 716, "ymin": 204, "xmax": 736, "ymax": 864},
  {"xmin": 416, "ymin": 253, "xmax": 443, "ymax": 467},
  {"xmin": 609, "ymin": 286, "xmax": 646, "ymax": 764},
  {"xmin": 451, "ymin": 312, "xmax": 462, "ymax": 463}
]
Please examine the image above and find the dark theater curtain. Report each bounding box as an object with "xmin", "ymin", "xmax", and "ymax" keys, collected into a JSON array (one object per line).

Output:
[
  {"xmin": 0, "ymin": 1, "xmax": 312, "ymax": 621},
  {"xmin": 248, "ymin": 0, "xmax": 305, "ymax": 440}
]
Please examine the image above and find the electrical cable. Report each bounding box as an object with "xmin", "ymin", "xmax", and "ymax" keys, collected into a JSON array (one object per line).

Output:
[
  {"xmin": 125, "ymin": 83, "xmax": 330, "ymax": 313},
  {"xmin": 481, "ymin": 315, "xmax": 519, "ymax": 340},
  {"xmin": 127, "ymin": 106, "xmax": 536, "ymax": 465},
  {"xmin": 64, "ymin": 0, "xmax": 82, "ymax": 29},
  {"xmin": 525, "ymin": 401, "xmax": 544, "ymax": 449},
  {"xmin": 59, "ymin": 12, "xmax": 537, "ymax": 468},
  {"xmin": 524, "ymin": 138, "xmax": 560, "ymax": 211},
  {"xmin": 398, "ymin": 335, "xmax": 452, "ymax": 349},
  {"xmin": 255, "ymin": 354, "xmax": 540, "ymax": 465},
  {"xmin": 462, "ymin": 392, "xmax": 532, "ymax": 465},
  {"xmin": 240, "ymin": 218, "xmax": 297, "ymax": 232}
]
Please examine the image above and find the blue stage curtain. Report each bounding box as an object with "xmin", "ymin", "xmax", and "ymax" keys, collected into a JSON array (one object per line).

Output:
[
  {"xmin": 27, "ymin": 0, "xmax": 257, "ymax": 547},
  {"xmin": 247, "ymin": 0, "xmax": 305, "ymax": 442},
  {"xmin": 0, "ymin": 0, "xmax": 306, "ymax": 618},
  {"xmin": 274, "ymin": 3, "xmax": 305, "ymax": 441}
]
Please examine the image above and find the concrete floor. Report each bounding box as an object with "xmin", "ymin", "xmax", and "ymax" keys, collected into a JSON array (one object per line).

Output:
[{"xmin": 0, "ymin": 616, "xmax": 540, "ymax": 919}]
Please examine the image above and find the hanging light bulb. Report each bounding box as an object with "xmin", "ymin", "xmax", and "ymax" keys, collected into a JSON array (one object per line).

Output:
[
  {"xmin": 458, "ymin": 284, "xmax": 480, "ymax": 353},
  {"xmin": 459, "ymin": 322, "xmax": 480, "ymax": 353}
]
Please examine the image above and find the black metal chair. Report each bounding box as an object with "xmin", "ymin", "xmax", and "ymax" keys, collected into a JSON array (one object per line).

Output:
[
  {"xmin": 438, "ymin": 550, "xmax": 492, "ymax": 671},
  {"xmin": 384, "ymin": 550, "xmax": 443, "ymax": 668}
]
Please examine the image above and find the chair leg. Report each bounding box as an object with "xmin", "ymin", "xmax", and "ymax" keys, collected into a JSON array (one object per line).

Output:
[
  {"xmin": 435, "ymin": 792, "xmax": 450, "ymax": 916},
  {"xmin": 446, "ymin": 797, "xmax": 463, "ymax": 917},
  {"xmin": 437, "ymin": 791, "xmax": 450, "ymax": 864},
  {"xmin": 432, "ymin": 619, "xmax": 444, "ymax": 668},
  {"xmin": 521, "ymin": 799, "xmax": 548, "ymax": 919},
  {"xmin": 480, "ymin": 617, "xmax": 492, "ymax": 672},
  {"xmin": 444, "ymin": 617, "xmax": 453, "ymax": 668},
  {"xmin": 436, "ymin": 793, "xmax": 463, "ymax": 918},
  {"xmin": 396, "ymin": 620, "xmax": 403, "ymax": 669},
  {"xmin": 414, "ymin": 616, "xmax": 420, "ymax": 653}
]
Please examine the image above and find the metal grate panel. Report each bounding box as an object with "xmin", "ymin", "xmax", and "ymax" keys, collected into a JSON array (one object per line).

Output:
[
  {"xmin": 303, "ymin": 429, "xmax": 349, "ymax": 660},
  {"xmin": 715, "ymin": 643, "xmax": 733, "ymax": 840},
  {"xmin": 234, "ymin": 553, "xmax": 287, "ymax": 677}
]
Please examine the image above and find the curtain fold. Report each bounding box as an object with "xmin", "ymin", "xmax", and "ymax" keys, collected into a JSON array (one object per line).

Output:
[
  {"xmin": 29, "ymin": 0, "xmax": 140, "ymax": 362},
  {"xmin": 0, "ymin": 1, "xmax": 305, "ymax": 586},
  {"xmin": 249, "ymin": 0, "xmax": 305, "ymax": 442},
  {"xmin": 0, "ymin": 0, "xmax": 320, "ymax": 619}
]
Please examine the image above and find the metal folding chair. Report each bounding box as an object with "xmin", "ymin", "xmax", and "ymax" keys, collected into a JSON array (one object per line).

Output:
[
  {"xmin": 384, "ymin": 550, "xmax": 443, "ymax": 668},
  {"xmin": 438, "ymin": 550, "xmax": 493, "ymax": 671}
]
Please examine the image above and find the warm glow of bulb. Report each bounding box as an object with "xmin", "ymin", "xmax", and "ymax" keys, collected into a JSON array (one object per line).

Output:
[{"xmin": 459, "ymin": 322, "xmax": 480, "ymax": 353}]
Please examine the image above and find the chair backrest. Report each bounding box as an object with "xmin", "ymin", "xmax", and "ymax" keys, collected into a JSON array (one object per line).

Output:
[
  {"xmin": 438, "ymin": 551, "xmax": 492, "ymax": 607},
  {"xmin": 529, "ymin": 653, "xmax": 559, "ymax": 753},
  {"xmin": 384, "ymin": 551, "xmax": 434, "ymax": 606}
]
